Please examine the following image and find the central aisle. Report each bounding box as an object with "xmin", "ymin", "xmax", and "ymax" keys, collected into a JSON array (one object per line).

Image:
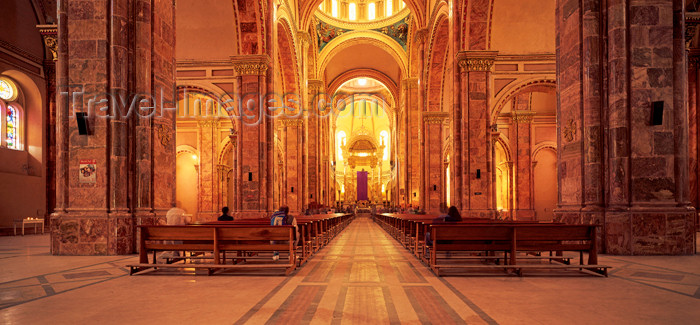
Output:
[{"xmin": 235, "ymin": 216, "xmax": 493, "ymax": 324}]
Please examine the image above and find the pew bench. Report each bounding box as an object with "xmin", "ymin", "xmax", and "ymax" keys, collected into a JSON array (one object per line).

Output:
[
  {"xmin": 128, "ymin": 225, "xmax": 297, "ymax": 275},
  {"xmin": 429, "ymin": 224, "xmax": 611, "ymax": 277}
]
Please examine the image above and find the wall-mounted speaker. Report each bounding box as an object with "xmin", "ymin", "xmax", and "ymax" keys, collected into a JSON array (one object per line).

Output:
[
  {"xmin": 248, "ymin": 172, "xmax": 253, "ymax": 181},
  {"xmin": 476, "ymin": 169, "xmax": 481, "ymax": 179},
  {"xmin": 433, "ymin": 185, "xmax": 437, "ymax": 191},
  {"xmin": 651, "ymin": 101, "xmax": 664, "ymax": 125},
  {"xmin": 76, "ymin": 112, "xmax": 89, "ymax": 135},
  {"xmin": 291, "ymin": 186, "xmax": 294, "ymax": 193}
]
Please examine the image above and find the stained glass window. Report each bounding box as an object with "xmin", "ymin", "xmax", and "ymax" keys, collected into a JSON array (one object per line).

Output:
[
  {"xmin": 6, "ymin": 105, "xmax": 17, "ymax": 149},
  {"xmin": 0, "ymin": 79, "xmax": 16, "ymax": 101}
]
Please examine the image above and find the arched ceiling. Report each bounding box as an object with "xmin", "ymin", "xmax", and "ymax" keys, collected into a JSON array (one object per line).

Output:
[
  {"xmin": 322, "ymin": 40, "xmax": 404, "ymax": 89},
  {"xmin": 176, "ymin": 0, "xmax": 238, "ymax": 60}
]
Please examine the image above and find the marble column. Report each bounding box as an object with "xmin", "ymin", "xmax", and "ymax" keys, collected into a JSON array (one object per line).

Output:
[
  {"xmin": 688, "ymin": 50, "xmax": 700, "ymax": 222},
  {"xmin": 555, "ymin": 0, "xmax": 695, "ymax": 254},
  {"xmin": 422, "ymin": 112, "xmax": 449, "ymax": 214},
  {"xmin": 38, "ymin": 25, "xmax": 58, "ymax": 227},
  {"xmin": 52, "ymin": 0, "xmax": 176, "ymax": 255},
  {"xmin": 196, "ymin": 119, "xmax": 220, "ymax": 221},
  {"xmin": 281, "ymin": 118, "xmax": 304, "ymax": 213},
  {"xmin": 402, "ymin": 78, "xmax": 421, "ymax": 207},
  {"xmin": 511, "ymin": 109, "xmax": 536, "ymax": 220},
  {"xmin": 455, "ymin": 50, "xmax": 498, "ymax": 218},
  {"xmin": 232, "ymin": 55, "xmax": 273, "ymax": 217}
]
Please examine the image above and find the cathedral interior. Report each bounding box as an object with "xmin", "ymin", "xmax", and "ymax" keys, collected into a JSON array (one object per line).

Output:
[{"xmin": 1, "ymin": 0, "xmax": 700, "ymax": 323}]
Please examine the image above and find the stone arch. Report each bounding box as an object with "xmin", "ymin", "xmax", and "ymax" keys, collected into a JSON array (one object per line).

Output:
[
  {"xmin": 327, "ymin": 69, "xmax": 398, "ymax": 105},
  {"xmin": 276, "ymin": 18, "xmax": 301, "ymax": 115},
  {"xmin": 426, "ymin": 13, "xmax": 449, "ymax": 112},
  {"xmin": 491, "ymin": 79, "xmax": 556, "ymax": 123},
  {"xmin": 318, "ymin": 31, "xmax": 409, "ymax": 78},
  {"xmin": 233, "ymin": 0, "xmax": 264, "ymax": 55},
  {"xmin": 461, "ymin": 0, "xmax": 494, "ymax": 50}
]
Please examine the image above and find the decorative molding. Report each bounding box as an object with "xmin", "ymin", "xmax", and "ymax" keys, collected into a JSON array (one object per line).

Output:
[
  {"xmin": 230, "ymin": 55, "xmax": 271, "ymax": 76},
  {"xmin": 422, "ymin": 111, "xmax": 449, "ymax": 124},
  {"xmin": 0, "ymin": 39, "xmax": 43, "ymax": 65},
  {"xmin": 37, "ymin": 24, "xmax": 57, "ymax": 61},
  {"xmin": 279, "ymin": 118, "xmax": 304, "ymax": 127},
  {"xmin": 562, "ymin": 119, "xmax": 577, "ymax": 143},
  {"xmin": 686, "ymin": 13, "xmax": 700, "ymax": 49},
  {"xmin": 512, "ymin": 110, "xmax": 536, "ymax": 124},
  {"xmin": 156, "ymin": 124, "xmax": 172, "ymax": 147}
]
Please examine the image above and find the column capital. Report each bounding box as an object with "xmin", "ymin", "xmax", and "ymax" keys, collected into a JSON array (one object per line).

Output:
[
  {"xmin": 297, "ymin": 31, "xmax": 312, "ymax": 47},
  {"xmin": 230, "ymin": 54, "xmax": 271, "ymax": 76},
  {"xmin": 456, "ymin": 50, "xmax": 498, "ymax": 72},
  {"xmin": 279, "ymin": 117, "xmax": 304, "ymax": 127},
  {"xmin": 422, "ymin": 111, "xmax": 449, "ymax": 124},
  {"xmin": 37, "ymin": 24, "xmax": 58, "ymax": 61},
  {"xmin": 414, "ymin": 28, "xmax": 429, "ymax": 44},
  {"xmin": 307, "ymin": 79, "xmax": 325, "ymax": 92},
  {"xmin": 402, "ymin": 77, "xmax": 419, "ymax": 89},
  {"xmin": 512, "ymin": 110, "xmax": 536, "ymax": 123}
]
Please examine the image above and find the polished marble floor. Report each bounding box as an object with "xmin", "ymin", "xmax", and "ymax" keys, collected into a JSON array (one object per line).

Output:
[{"xmin": 1, "ymin": 217, "xmax": 699, "ymax": 324}]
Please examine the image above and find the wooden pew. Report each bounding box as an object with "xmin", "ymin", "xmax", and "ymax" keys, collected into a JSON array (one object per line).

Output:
[
  {"xmin": 429, "ymin": 224, "xmax": 610, "ymax": 277},
  {"xmin": 128, "ymin": 225, "xmax": 296, "ymax": 275}
]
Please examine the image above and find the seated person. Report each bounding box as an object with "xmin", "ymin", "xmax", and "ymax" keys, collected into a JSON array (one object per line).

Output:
[
  {"xmin": 217, "ymin": 206, "xmax": 233, "ymax": 221},
  {"xmin": 270, "ymin": 206, "xmax": 298, "ymax": 261},
  {"xmin": 426, "ymin": 206, "xmax": 462, "ymax": 246}
]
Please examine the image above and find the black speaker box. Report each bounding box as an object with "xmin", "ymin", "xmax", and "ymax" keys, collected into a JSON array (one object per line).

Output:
[
  {"xmin": 76, "ymin": 112, "xmax": 89, "ymax": 135},
  {"xmin": 651, "ymin": 101, "xmax": 664, "ymax": 125}
]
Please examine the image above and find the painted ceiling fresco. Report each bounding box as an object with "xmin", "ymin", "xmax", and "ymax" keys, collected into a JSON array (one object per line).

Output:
[{"xmin": 316, "ymin": 17, "xmax": 410, "ymax": 52}]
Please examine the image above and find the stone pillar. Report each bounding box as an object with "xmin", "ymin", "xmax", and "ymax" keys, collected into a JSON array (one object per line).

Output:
[
  {"xmin": 232, "ymin": 55, "xmax": 272, "ymax": 217},
  {"xmin": 455, "ymin": 50, "xmax": 498, "ymax": 218},
  {"xmin": 555, "ymin": 0, "xmax": 695, "ymax": 254},
  {"xmin": 423, "ymin": 112, "xmax": 449, "ymax": 214},
  {"xmin": 688, "ymin": 50, "xmax": 700, "ymax": 223},
  {"xmin": 306, "ymin": 79, "xmax": 324, "ymax": 208},
  {"xmin": 38, "ymin": 25, "xmax": 58, "ymax": 227},
  {"xmin": 281, "ymin": 118, "xmax": 304, "ymax": 213},
  {"xmin": 401, "ymin": 78, "xmax": 421, "ymax": 207},
  {"xmin": 196, "ymin": 119, "xmax": 220, "ymax": 221},
  {"xmin": 52, "ymin": 0, "xmax": 176, "ymax": 255},
  {"xmin": 511, "ymin": 109, "xmax": 536, "ymax": 220}
]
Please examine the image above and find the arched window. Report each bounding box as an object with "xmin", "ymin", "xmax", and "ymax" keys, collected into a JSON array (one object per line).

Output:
[
  {"xmin": 0, "ymin": 77, "xmax": 22, "ymax": 150},
  {"xmin": 368, "ymin": 3, "xmax": 376, "ymax": 20},
  {"xmin": 380, "ymin": 130, "xmax": 389, "ymax": 160},
  {"xmin": 336, "ymin": 130, "xmax": 346, "ymax": 160}
]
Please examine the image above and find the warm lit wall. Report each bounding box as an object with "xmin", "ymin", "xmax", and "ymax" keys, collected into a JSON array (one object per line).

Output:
[
  {"xmin": 0, "ymin": 1, "xmax": 47, "ymax": 228},
  {"xmin": 533, "ymin": 148, "xmax": 557, "ymax": 221},
  {"xmin": 490, "ymin": 0, "xmax": 556, "ymax": 54},
  {"xmin": 175, "ymin": 0, "xmax": 239, "ymax": 60}
]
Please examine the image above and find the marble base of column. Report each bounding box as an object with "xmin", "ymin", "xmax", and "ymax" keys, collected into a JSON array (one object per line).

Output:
[
  {"xmin": 555, "ymin": 206, "xmax": 695, "ymax": 255},
  {"xmin": 51, "ymin": 210, "xmax": 134, "ymax": 255}
]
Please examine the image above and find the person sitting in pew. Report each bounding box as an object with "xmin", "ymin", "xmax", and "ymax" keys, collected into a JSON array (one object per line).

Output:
[
  {"xmin": 270, "ymin": 206, "xmax": 298, "ymax": 261},
  {"xmin": 217, "ymin": 206, "xmax": 233, "ymax": 221},
  {"xmin": 426, "ymin": 206, "xmax": 462, "ymax": 247}
]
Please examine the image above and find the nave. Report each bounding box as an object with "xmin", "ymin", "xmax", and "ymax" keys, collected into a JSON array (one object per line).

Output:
[{"xmin": 1, "ymin": 217, "xmax": 699, "ymax": 324}]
